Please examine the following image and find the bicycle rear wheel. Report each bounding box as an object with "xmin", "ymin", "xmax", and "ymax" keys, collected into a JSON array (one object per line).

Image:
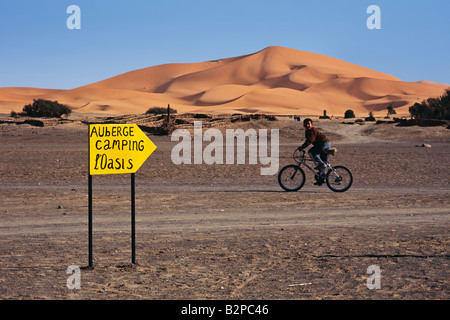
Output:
[
  {"xmin": 278, "ymin": 165, "xmax": 306, "ymax": 191},
  {"xmin": 325, "ymin": 165, "xmax": 353, "ymax": 192}
]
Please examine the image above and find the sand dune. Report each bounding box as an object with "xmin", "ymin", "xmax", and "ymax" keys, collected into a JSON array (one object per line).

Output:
[
  {"xmin": 0, "ymin": 87, "xmax": 64, "ymax": 111},
  {"xmin": 1, "ymin": 46, "xmax": 448, "ymax": 116}
]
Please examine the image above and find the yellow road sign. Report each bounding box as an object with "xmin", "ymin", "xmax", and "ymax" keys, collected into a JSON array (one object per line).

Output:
[{"xmin": 89, "ymin": 124, "xmax": 156, "ymax": 175}]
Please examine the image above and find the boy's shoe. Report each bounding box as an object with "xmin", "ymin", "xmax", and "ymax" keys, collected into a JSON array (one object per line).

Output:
[{"xmin": 314, "ymin": 176, "xmax": 325, "ymax": 186}]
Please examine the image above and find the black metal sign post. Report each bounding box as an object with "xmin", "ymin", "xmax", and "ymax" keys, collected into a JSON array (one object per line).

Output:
[
  {"xmin": 87, "ymin": 173, "xmax": 136, "ymax": 268},
  {"xmin": 88, "ymin": 124, "xmax": 93, "ymax": 269},
  {"xmin": 131, "ymin": 173, "xmax": 136, "ymax": 265},
  {"xmin": 88, "ymin": 174, "xmax": 93, "ymax": 269}
]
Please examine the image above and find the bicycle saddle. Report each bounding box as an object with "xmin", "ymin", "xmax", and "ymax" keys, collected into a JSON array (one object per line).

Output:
[{"xmin": 324, "ymin": 148, "xmax": 337, "ymax": 155}]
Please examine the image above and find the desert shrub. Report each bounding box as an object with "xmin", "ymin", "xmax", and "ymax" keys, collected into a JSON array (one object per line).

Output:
[
  {"xmin": 344, "ymin": 109, "xmax": 355, "ymax": 118},
  {"xmin": 409, "ymin": 103, "xmax": 430, "ymax": 120},
  {"xmin": 409, "ymin": 89, "xmax": 450, "ymax": 120},
  {"xmin": 193, "ymin": 113, "xmax": 211, "ymax": 119},
  {"xmin": 146, "ymin": 106, "xmax": 177, "ymax": 115},
  {"xmin": 387, "ymin": 104, "xmax": 396, "ymax": 115},
  {"xmin": 365, "ymin": 111, "xmax": 376, "ymax": 121},
  {"xmin": 22, "ymin": 99, "xmax": 71, "ymax": 118}
]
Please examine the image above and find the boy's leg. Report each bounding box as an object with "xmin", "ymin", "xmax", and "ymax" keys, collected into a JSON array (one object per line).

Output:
[
  {"xmin": 308, "ymin": 145, "xmax": 324, "ymax": 167},
  {"xmin": 312, "ymin": 142, "xmax": 331, "ymax": 176},
  {"xmin": 309, "ymin": 146, "xmax": 327, "ymax": 179},
  {"xmin": 320, "ymin": 142, "xmax": 332, "ymax": 166}
]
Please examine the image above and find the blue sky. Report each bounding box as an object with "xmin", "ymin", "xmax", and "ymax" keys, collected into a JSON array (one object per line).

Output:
[{"xmin": 1, "ymin": 0, "xmax": 449, "ymax": 89}]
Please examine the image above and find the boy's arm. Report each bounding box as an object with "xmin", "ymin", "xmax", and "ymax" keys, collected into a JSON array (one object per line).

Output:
[{"xmin": 298, "ymin": 130, "xmax": 315, "ymax": 151}]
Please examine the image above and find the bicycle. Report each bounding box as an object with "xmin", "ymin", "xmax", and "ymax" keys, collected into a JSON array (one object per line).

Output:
[{"xmin": 278, "ymin": 148, "xmax": 353, "ymax": 192}]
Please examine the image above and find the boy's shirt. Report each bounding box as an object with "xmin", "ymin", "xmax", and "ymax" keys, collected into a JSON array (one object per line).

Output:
[{"xmin": 300, "ymin": 127, "xmax": 329, "ymax": 149}]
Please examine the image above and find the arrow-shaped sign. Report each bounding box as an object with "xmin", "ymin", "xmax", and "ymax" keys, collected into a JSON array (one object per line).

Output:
[{"xmin": 89, "ymin": 124, "xmax": 156, "ymax": 175}]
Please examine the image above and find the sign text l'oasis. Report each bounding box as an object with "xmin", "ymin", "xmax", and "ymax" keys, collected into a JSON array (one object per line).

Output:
[{"xmin": 89, "ymin": 124, "xmax": 156, "ymax": 175}]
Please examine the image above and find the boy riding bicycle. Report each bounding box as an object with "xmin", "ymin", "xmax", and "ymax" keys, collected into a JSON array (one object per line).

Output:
[{"xmin": 296, "ymin": 118, "xmax": 331, "ymax": 185}]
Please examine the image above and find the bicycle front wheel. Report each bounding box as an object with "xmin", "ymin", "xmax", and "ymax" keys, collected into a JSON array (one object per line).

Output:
[
  {"xmin": 278, "ymin": 165, "xmax": 306, "ymax": 192},
  {"xmin": 326, "ymin": 165, "xmax": 353, "ymax": 192}
]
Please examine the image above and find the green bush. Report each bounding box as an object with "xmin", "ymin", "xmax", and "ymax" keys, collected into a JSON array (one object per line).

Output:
[
  {"xmin": 344, "ymin": 109, "xmax": 355, "ymax": 118},
  {"xmin": 409, "ymin": 89, "xmax": 450, "ymax": 120},
  {"xmin": 146, "ymin": 106, "xmax": 177, "ymax": 115},
  {"xmin": 22, "ymin": 99, "xmax": 71, "ymax": 118},
  {"xmin": 365, "ymin": 111, "xmax": 376, "ymax": 121},
  {"xmin": 387, "ymin": 104, "xmax": 396, "ymax": 115}
]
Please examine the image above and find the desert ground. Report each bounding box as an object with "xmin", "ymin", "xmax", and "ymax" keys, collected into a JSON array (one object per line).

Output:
[{"xmin": 0, "ymin": 113, "xmax": 448, "ymax": 302}]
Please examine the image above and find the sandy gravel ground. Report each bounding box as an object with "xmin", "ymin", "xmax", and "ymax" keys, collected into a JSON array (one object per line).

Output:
[{"xmin": 0, "ymin": 115, "xmax": 448, "ymax": 301}]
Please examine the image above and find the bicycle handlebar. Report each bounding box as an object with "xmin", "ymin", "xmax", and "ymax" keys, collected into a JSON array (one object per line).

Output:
[{"xmin": 293, "ymin": 148, "xmax": 305, "ymax": 162}]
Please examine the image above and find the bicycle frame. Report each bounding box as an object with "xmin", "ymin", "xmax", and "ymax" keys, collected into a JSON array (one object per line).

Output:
[{"xmin": 295, "ymin": 151, "xmax": 340, "ymax": 179}]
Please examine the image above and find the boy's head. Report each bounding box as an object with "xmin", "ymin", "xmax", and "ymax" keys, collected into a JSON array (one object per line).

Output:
[{"xmin": 303, "ymin": 118, "xmax": 313, "ymax": 129}]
